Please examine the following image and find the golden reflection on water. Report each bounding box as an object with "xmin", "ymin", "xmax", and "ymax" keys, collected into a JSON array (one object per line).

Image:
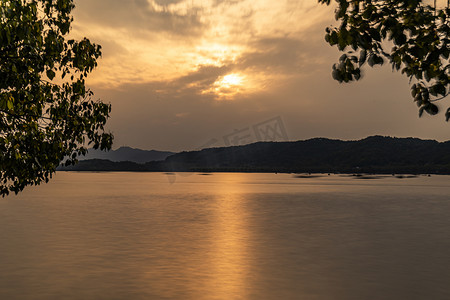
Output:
[
  {"xmin": 138, "ymin": 173, "xmax": 253, "ymax": 299},
  {"xmin": 208, "ymin": 174, "xmax": 251, "ymax": 299}
]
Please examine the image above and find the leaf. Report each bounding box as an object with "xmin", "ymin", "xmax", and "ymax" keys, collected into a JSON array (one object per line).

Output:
[
  {"xmin": 354, "ymin": 70, "xmax": 361, "ymax": 80},
  {"xmin": 367, "ymin": 54, "xmax": 375, "ymax": 67},
  {"xmin": 7, "ymin": 95, "xmax": 14, "ymax": 111},
  {"xmin": 419, "ymin": 106, "xmax": 425, "ymax": 117},
  {"xmin": 425, "ymin": 103, "xmax": 439, "ymax": 115},
  {"xmin": 359, "ymin": 50, "xmax": 367, "ymax": 66}
]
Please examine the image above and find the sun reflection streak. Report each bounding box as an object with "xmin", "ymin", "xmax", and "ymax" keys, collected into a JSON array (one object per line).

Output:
[{"xmin": 207, "ymin": 174, "xmax": 253, "ymax": 299}]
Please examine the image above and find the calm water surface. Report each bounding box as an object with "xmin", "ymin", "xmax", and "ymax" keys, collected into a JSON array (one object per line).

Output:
[{"xmin": 1, "ymin": 172, "xmax": 450, "ymax": 299}]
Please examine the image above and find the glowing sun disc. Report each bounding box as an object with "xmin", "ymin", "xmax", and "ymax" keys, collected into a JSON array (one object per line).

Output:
[
  {"xmin": 220, "ymin": 74, "xmax": 243, "ymax": 87},
  {"xmin": 201, "ymin": 73, "xmax": 248, "ymax": 100}
]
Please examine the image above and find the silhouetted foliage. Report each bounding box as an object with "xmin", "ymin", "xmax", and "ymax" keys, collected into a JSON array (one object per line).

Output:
[
  {"xmin": 0, "ymin": 0, "xmax": 113, "ymax": 196},
  {"xmin": 319, "ymin": 0, "xmax": 450, "ymax": 120}
]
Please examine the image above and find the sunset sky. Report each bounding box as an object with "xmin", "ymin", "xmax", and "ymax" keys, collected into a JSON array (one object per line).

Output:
[{"xmin": 70, "ymin": 0, "xmax": 450, "ymax": 151}]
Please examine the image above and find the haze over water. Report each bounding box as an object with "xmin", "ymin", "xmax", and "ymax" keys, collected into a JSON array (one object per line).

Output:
[{"xmin": 1, "ymin": 172, "xmax": 450, "ymax": 299}]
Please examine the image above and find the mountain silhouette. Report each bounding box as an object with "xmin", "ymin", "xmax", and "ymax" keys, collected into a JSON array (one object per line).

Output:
[
  {"xmin": 59, "ymin": 136, "xmax": 450, "ymax": 174},
  {"xmin": 80, "ymin": 146, "xmax": 174, "ymax": 164}
]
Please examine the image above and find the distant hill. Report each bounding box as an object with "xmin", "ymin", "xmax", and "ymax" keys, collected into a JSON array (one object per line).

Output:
[
  {"xmin": 57, "ymin": 159, "xmax": 146, "ymax": 172},
  {"xmin": 80, "ymin": 146, "xmax": 174, "ymax": 164},
  {"xmin": 59, "ymin": 136, "xmax": 450, "ymax": 174},
  {"xmin": 58, "ymin": 159, "xmax": 147, "ymax": 172}
]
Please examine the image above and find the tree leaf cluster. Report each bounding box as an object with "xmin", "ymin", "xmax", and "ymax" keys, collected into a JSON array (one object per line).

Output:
[
  {"xmin": 0, "ymin": 0, "xmax": 113, "ymax": 196},
  {"xmin": 319, "ymin": 0, "xmax": 450, "ymax": 120}
]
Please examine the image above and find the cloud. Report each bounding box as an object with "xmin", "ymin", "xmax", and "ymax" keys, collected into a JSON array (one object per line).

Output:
[
  {"xmin": 154, "ymin": 0, "xmax": 185, "ymax": 6},
  {"xmin": 174, "ymin": 65, "xmax": 231, "ymax": 88},
  {"xmin": 74, "ymin": 0, "xmax": 205, "ymax": 37},
  {"xmin": 238, "ymin": 37, "xmax": 306, "ymax": 74},
  {"xmin": 72, "ymin": 0, "xmax": 335, "ymax": 88}
]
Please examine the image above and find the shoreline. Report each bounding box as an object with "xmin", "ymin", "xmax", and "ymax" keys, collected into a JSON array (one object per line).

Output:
[{"xmin": 55, "ymin": 170, "xmax": 440, "ymax": 177}]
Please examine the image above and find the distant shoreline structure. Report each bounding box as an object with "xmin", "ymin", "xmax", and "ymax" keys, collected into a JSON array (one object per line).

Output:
[
  {"xmin": 57, "ymin": 170, "xmax": 439, "ymax": 179},
  {"xmin": 58, "ymin": 135, "xmax": 450, "ymax": 175}
]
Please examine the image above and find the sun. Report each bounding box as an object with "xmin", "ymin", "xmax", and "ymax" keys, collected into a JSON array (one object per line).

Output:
[
  {"xmin": 209, "ymin": 73, "xmax": 245, "ymax": 99},
  {"xmin": 202, "ymin": 73, "xmax": 252, "ymax": 100},
  {"xmin": 219, "ymin": 74, "xmax": 243, "ymax": 87}
]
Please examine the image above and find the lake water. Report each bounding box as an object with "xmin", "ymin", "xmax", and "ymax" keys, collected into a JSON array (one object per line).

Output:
[{"xmin": 1, "ymin": 172, "xmax": 450, "ymax": 299}]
